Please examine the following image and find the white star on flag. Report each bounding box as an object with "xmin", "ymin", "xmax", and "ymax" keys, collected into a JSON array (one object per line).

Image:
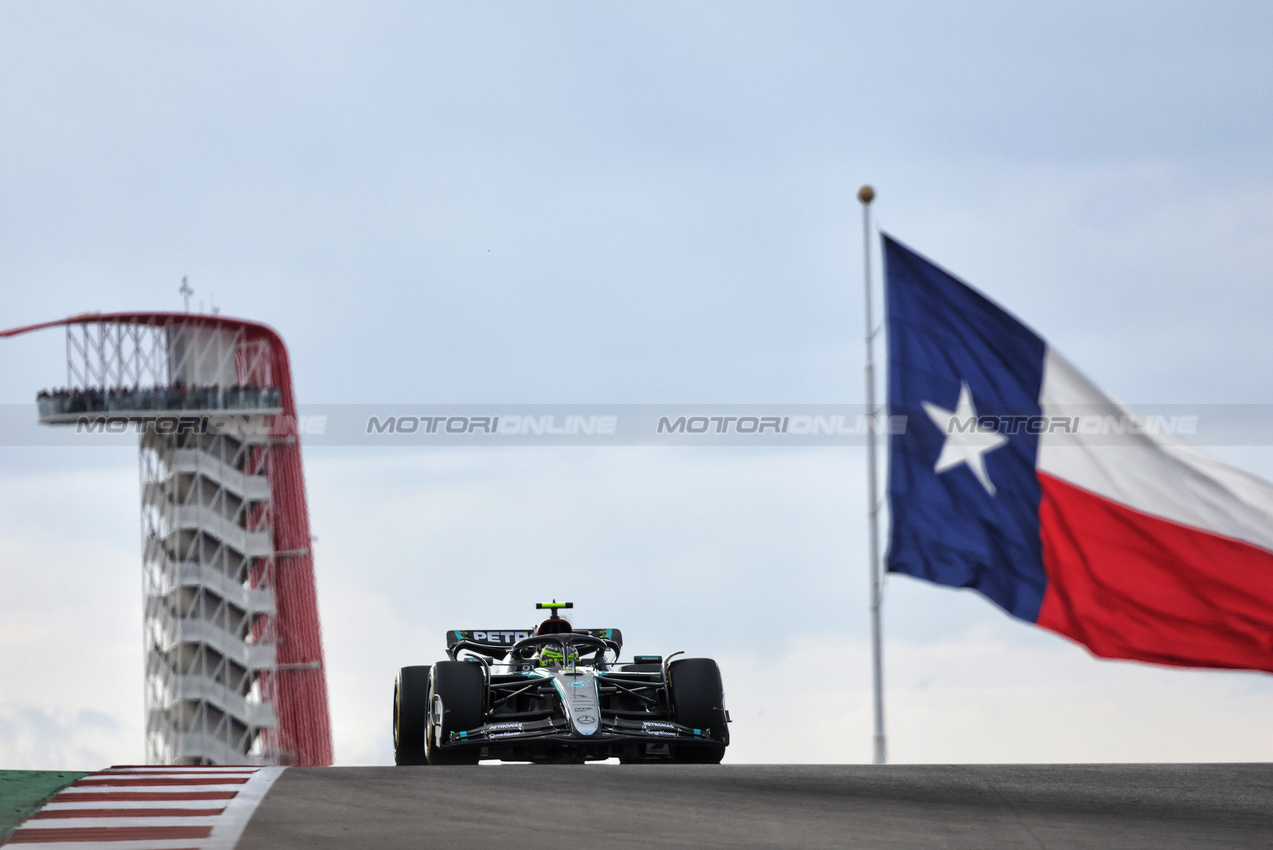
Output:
[{"xmin": 922, "ymin": 382, "xmax": 1008, "ymax": 495}]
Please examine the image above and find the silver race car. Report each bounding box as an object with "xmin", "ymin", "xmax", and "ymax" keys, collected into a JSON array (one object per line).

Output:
[{"xmin": 394, "ymin": 601, "xmax": 729, "ymax": 764}]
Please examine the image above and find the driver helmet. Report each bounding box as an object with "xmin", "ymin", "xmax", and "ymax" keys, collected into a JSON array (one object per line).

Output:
[{"xmin": 537, "ymin": 643, "xmax": 580, "ymax": 668}]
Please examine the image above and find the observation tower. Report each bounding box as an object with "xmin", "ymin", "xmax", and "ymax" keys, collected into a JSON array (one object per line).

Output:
[{"xmin": 1, "ymin": 312, "xmax": 333, "ymax": 766}]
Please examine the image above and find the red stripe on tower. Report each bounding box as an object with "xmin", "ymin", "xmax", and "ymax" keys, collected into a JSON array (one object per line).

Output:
[{"xmin": 0, "ymin": 313, "xmax": 333, "ymax": 766}]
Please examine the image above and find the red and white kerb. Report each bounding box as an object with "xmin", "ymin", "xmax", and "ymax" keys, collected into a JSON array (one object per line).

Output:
[{"xmin": 4, "ymin": 765, "xmax": 284, "ymax": 849}]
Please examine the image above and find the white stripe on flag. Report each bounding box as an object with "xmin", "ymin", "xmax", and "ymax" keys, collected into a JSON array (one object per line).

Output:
[{"xmin": 1038, "ymin": 347, "xmax": 1273, "ymax": 553}]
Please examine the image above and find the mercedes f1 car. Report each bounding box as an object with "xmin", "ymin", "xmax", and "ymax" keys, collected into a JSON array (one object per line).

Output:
[{"xmin": 393, "ymin": 601, "xmax": 730, "ymax": 765}]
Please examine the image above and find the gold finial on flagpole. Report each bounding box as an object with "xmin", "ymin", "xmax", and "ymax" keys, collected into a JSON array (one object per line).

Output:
[{"xmin": 858, "ymin": 184, "xmax": 875, "ymax": 205}]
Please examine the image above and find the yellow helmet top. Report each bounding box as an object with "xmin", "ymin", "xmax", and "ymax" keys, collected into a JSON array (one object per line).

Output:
[{"xmin": 538, "ymin": 645, "xmax": 579, "ymax": 667}]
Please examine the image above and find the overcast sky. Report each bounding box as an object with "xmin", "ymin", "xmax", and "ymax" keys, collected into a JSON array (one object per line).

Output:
[{"xmin": 3, "ymin": 1, "xmax": 1273, "ymax": 768}]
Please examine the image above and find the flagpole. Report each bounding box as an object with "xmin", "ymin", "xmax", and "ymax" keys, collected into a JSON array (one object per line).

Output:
[{"xmin": 858, "ymin": 184, "xmax": 886, "ymax": 765}]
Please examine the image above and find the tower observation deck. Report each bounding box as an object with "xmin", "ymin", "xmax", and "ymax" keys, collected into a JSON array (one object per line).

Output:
[{"xmin": 1, "ymin": 312, "xmax": 333, "ymax": 766}]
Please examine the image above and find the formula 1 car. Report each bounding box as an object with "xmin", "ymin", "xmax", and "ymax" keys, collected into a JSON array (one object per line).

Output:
[{"xmin": 393, "ymin": 601, "xmax": 730, "ymax": 765}]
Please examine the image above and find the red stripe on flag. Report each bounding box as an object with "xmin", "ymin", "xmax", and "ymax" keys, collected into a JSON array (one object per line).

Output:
[
  {"xmin": 1037, "ymin": 472, "xmax": 1273, "ymax": 673},
  {"xmin": 53, "ymin": 791, "xmax": 238, "ymax": 802},
  {"xmin": 74, "ymin": 776, "xmax": 249, "ymax": 787},
  {"xmin": 7, "ymin": 825, "xmax": 213, "ymax": 842},
  {"xmin": 31, "ymin": 807, "xmax": 225, "ymax": 818}
]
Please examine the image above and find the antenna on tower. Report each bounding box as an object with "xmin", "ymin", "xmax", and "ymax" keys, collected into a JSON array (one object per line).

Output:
[{"xmin": 179, "ymin": 276, "xmax": 193, "ymax": 312}]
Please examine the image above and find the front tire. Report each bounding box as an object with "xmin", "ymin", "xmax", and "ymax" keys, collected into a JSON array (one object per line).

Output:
[
  {"xmin": 425, "ymin": 661, "xmax": 485, "ymax": 765},
  {"xmin": 394, "ymin": 665, "xmax": 431, "ymax": 766},
  {"xmin": 668, "ymin": 658, "xmax": 728, "ymax": 764}
]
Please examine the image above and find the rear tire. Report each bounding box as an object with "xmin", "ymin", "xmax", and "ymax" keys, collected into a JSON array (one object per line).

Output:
[
  {"xmin": 426, "ymin": 661, "xmax": 485, "ymax": 765},
  {"xmin": 394, "ymin": 665, "xmax": 431, "ymax": 766},
  {"xmin": 668, "ymin": 658, "xmax": 728, "ymax": 764}
]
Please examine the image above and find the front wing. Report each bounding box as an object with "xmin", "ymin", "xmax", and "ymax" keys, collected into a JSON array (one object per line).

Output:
[{"xmin": 444, "ymin": 715, "xmax": 717, "ymax": 748}]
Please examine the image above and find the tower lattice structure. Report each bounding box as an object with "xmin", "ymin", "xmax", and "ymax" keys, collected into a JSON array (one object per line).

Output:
[{"xmin": 1, "ymin": 313, "xmax": 333, "ymax": 766}]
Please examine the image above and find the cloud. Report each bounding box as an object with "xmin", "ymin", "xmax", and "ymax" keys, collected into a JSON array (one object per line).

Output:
[
  {"xmin": 0, "ymin": 460, "xmax": 144, "ymax": 769},
  {"xmin": 0, "ymin": 704, "xmax": 132, "ymax": 771}
]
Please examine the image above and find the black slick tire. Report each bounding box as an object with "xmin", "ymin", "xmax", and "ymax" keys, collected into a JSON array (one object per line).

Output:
[
  {"xmin": 426, "ymin": 661, "xmax": 485, "ymax": 765},
  {"xmin": 668, "ymin": 657, "xmax": 728, "ymax": 764},
  {"xmin": 394, "ymin": 665, "xmax": 431, "ymax": 766}
]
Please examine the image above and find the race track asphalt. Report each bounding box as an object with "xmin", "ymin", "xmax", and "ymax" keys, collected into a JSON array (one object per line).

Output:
[{"xmin": 237, "ymin": 763, "xmax": 1273, "ymax": 849}]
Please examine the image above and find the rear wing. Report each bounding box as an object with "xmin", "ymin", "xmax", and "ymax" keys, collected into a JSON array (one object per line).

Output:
[{"xmin": 447, "ymin": 628, "xmax": 623, "ymax": 658}]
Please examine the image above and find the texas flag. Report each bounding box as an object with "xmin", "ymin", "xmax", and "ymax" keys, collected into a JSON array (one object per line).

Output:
[{"xmin": 884, "ymin": 235, "xmax": 1273, "ymax": 673}]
